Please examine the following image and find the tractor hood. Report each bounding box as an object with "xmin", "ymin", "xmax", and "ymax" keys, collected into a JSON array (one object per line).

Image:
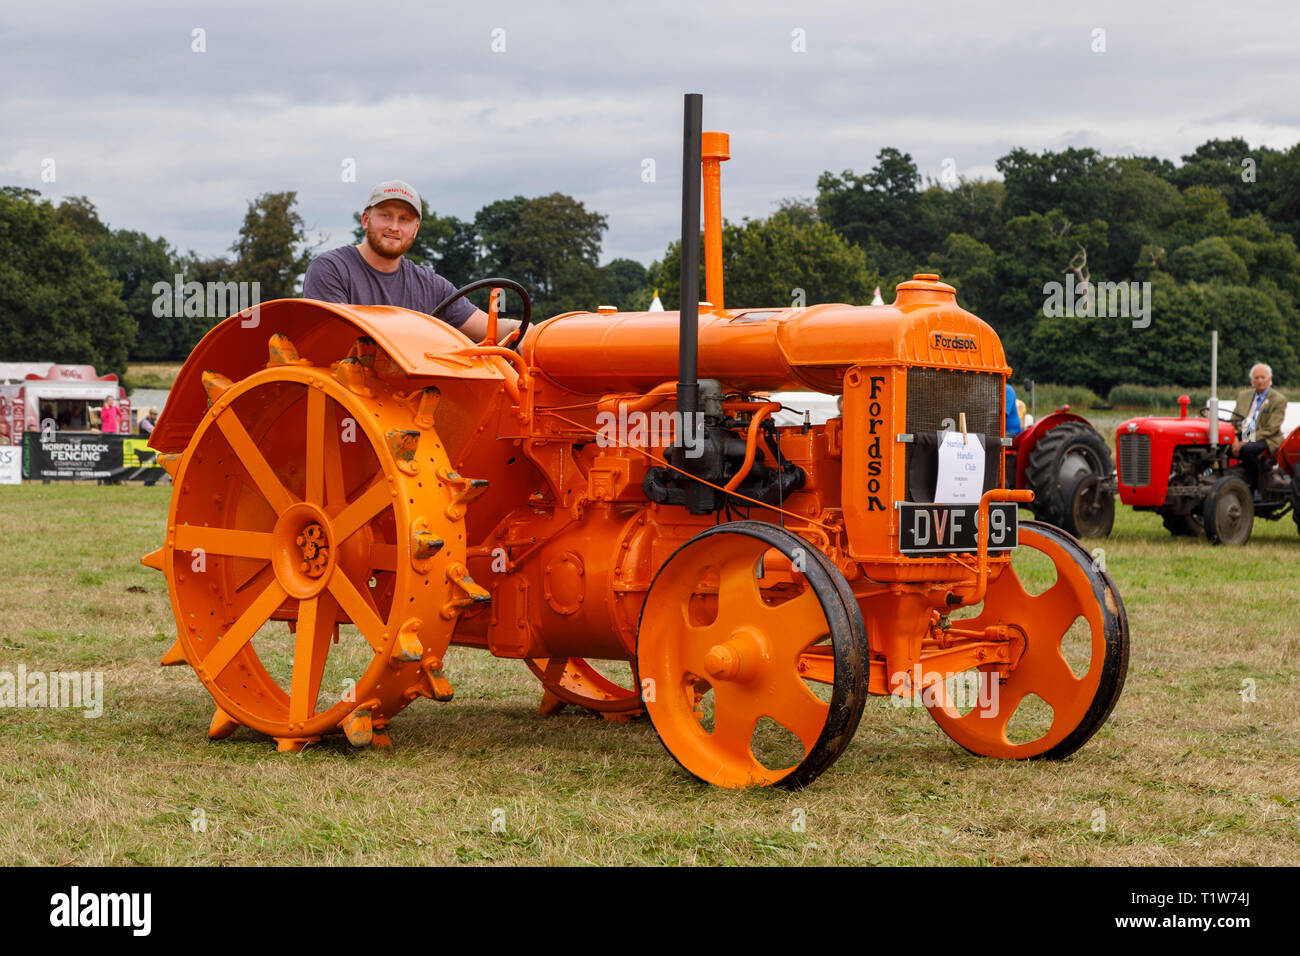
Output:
[{"xmin": 523, "ymin": 274, "xmax": 1009, "ymax": 395}]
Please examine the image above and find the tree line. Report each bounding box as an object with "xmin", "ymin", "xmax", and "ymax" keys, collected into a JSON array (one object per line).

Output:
[{"xmin": 2, "ymin": 134, "xmax": 1297, "ymax": 390}]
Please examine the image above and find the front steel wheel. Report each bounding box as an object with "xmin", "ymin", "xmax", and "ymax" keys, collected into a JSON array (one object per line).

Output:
[
  {"xmin": 636, "ymin": 521, "xmax": 868, "ymax": 789},
  {"xmin": 925, "ymin": 520, "xmax": 1128, "ymax": 759}
]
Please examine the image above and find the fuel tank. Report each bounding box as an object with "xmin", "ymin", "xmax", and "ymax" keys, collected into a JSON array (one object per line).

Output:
[{"xmin": 523, "ymin": 274, "xmax": 1009, "ymax": 395}]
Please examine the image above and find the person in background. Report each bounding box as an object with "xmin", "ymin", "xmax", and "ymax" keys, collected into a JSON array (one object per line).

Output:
[
  {"xmin": 98, "ymin": 395, "xmax": 122, "ymax": 434},
  {"xmin": 1005, "ymin": 383, "xmax": 1023, "ymax": 438},
  {"xmin": 1230, "ymin": 362, "xmax": 1287, "ymax": 492},
  {"xmin": 138, "ymin": 407, "xmax": 161, "ymax": 485},
  {"xmin": 1016, "ymin": 398, "xmax": 1031, "ymax": 429}
]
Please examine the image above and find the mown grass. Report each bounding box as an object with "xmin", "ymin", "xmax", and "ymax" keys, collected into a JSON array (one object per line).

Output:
[
  {"xmin": 123, "ymin": 363, "xmax": 182, "ymax": 391},
  {"xmin": 0, "ymin": 482, "xmax": 1297, "ymax": 866}
]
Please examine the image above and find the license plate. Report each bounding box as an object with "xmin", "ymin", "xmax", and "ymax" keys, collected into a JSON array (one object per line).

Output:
[{"xmin": 897, "ymin": 502, "xmax": 1018, "ymax": 554}]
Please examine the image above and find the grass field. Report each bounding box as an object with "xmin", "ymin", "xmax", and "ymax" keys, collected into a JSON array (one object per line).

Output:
[
  {"xmin": 123, "ymin": 363, "xmax": 181, "ymax": 392},
  {"xmin": 1, "ymin": 481, "xmax": 1297, "ymax": 866}
]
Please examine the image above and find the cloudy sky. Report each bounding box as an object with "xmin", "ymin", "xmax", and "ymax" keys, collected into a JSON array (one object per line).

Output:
[{"xmin": 3, "ymin": 0, "xmax": 1298, "ymax": 270}]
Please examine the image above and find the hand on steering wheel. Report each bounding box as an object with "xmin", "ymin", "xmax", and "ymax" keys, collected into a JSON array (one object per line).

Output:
[{"xmin": 430, "ymin": 277, "xmax": 534, "ymax": 353}]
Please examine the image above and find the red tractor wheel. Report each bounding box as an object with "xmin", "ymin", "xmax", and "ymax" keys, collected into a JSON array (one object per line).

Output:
[
  {"xmin": 1203, "ymin": 476, "xmax": 1253, "ymax": 545},
  {"xmin": 1062, "ymin": 472, "xmax": 1115, "ymax": 539}
]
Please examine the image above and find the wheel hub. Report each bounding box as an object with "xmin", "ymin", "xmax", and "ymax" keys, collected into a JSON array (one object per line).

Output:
[
  {"xmin": 704, "ymin": 628, "xmax": 765, "ymax": 682},
  {"xmin": 272, "ymin": 502, "xmax": 337, "ymax": 599},
  {"xmin": 296, "ymin": 523, "xmax": 330, "ymax": 577}
]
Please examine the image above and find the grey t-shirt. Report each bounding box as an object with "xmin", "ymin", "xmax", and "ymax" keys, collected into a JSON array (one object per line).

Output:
[{"xmin": 302, "ymin": 245, "xmax": 475, "ymax": 328}]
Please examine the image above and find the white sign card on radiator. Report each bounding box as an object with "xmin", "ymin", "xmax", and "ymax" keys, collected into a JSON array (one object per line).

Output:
[{"xmin": 934, "ymin": 431, "xmax": 984, "ymax": 503}]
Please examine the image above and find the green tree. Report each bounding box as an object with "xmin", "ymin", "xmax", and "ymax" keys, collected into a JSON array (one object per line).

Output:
[
  {"xmin": 1168, "ymin": 138, "xmax": 1281, "ymax": 222},
  {"xmin": 171, "ymin": 252, "xmax": 236, "ymax": 354},
  {"xmin": 475, "ymin": 194, "xmax": 608, "ymax": 317},
  {"xmin": 772, "ymin": 196, "xmax": 819, "ymax": 227},
  {"xmin": 1266, "ymin": 143, "xmax": 1300, "ymax": 239},
  {"xmin": 0, "ymin": 188, "xmax": 135, "ymax": 377},
  {"xmin": 917, "ymin": 178, "xmax": 1006, "ymax": 251},
  {"xmin": 1106, "ymin": 159, "xmax": 1181, "ymax": 278},
  {"xmin": 54, "ymin": 195, "xmax": 109, "ymax": 245},
  {"xmin": 231, "ymin": 191, "xmax": 313, "ymax": 300},
  {"xmin": 56, "ymin": 196, "xmax": 190, "ymax": 360},
  {"xmin": 990, "ymin": 209, "xmax": 1109, "ymax": 367},
  {"xmin": 1167, "ymin": 236, "xmax": 1250, "ymax": 285},
  {"xmin": 474, "ymin": 196, "xmax": 527, "ymax": 275},
  {"xmin": 922, "ymin": 232, "xmax": 997, "ymax": 315},
  {"xmin": 817, "ymin": 148, "xmax": 924, "ymax": 256},
  {"xmin": 996, "ymin": 147, "xmax": 1114, "ymax": 225},
  {"xmin": 600, "ymin": 258, "xmax": 648, "ymax": 309},
  {"xmin": 654, "ymin": 211, "xmax": 878, "ymax": 310}
]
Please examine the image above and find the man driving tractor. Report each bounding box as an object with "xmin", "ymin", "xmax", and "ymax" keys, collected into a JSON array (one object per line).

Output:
[
  {"xmin": 303, "ymin": 179, "xmax": 520, "ymax": 343},
  {"xmin": 1230, "ymin": 362, "xmax": 1287, "ymax": 494}
]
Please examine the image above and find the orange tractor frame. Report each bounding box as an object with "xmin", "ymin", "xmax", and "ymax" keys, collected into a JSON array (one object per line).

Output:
[{"xmin": 143, "ymin": 96, "xmax": 1128, "ymax": 788}]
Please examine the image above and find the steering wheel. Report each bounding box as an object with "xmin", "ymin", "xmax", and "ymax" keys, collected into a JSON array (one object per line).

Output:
[
  {"xmin": 1200, "ymin": 404, "xmax": 1244, "ymax": 425},
  {"xmin": 431, "ymin": 277, "xmax": 533, "ymax": 353}
]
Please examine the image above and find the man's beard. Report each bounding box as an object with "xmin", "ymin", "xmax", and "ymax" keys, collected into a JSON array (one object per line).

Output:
[{"xmin": 366, "ymin": 223, "xmax": 415, "ymax": 260}]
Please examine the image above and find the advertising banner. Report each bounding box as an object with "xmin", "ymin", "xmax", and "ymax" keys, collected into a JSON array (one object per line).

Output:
[{"xmin": 22, "ymin": 433, "xmax": 166, "ymax": 482}]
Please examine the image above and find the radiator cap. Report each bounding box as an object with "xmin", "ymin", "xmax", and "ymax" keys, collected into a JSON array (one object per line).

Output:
[{"xmin": 895, "ymin": 273, "xmax": 957, "ymax": 306}]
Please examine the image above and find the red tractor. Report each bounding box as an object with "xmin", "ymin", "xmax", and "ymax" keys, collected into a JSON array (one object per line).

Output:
[
  {"xmin": 1116, "ymin": 395, "xmax": 1300, "ymax": 544},
  {"xmin": 1009, "ymin": 408, "xmax": 1116, "ymax": 539}
]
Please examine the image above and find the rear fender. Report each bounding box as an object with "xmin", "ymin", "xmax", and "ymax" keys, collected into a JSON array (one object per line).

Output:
[
  {"xmin": 1009, "ymin": 410, "xmax": 1096, "ymax": 489},
  {"xmin": 1277, "ymin": 425, "xmax": 1300, "ymax": 477},
  {"xmin": 151, "ymin": 298, "xmax": 509, "ymax": 452}
]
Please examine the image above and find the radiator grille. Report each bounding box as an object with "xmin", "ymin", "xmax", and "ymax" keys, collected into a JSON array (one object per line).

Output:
[
  {"xmin": 906, "ymin": 368, "xmax": 1003, "ymax": 437},
  {"xmin": 904, "ymin": 368, "xmax": 1004, "ymax": 501},
  {"xmin": 1118, "ymin": 433, "xmax": 1151, "ymax": 487}
]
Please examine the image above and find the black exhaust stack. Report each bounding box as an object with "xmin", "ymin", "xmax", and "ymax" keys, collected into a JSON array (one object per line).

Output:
[
  {"xmin": 641, "ymin": 93, "xmax": 807, "ymax": 514},
  {"xmin": 677, "ymin": 92, "xmax": 702, "ymax": 449}
]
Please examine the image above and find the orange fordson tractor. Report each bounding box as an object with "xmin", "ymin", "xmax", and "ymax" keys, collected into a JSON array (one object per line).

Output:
[{"xmin": 143, "ymin": 96, "xmax": 1129, "ymax": 788}]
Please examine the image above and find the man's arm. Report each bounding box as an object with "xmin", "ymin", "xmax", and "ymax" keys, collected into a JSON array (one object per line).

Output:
[
  {"xmin": 459, "ymin": 308, "xmax": 521, "ymax": 343},
  {"xmin": 1260, "ymin": 392, "xmax": 1288, "ymax": 447}
]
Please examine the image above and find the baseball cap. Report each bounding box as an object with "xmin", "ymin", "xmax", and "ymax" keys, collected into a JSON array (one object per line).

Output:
[{"xmin": 364, "ymin": 180, "xmax": 422, "ymax": 218}]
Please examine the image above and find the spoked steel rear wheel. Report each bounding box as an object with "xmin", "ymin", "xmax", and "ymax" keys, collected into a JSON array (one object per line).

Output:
[{"xmin": 159, "ymin": 359, "xmax": 466, "ymax": 746}]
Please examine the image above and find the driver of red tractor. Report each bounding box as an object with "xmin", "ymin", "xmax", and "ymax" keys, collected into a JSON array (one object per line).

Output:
[
  {"xmin": 1230, "ymin": 362, "xmax": 1287, "ymax": 489},
  {"xmin": 303, "ymin": 180, "xmax": 517, "ymax": 343}
]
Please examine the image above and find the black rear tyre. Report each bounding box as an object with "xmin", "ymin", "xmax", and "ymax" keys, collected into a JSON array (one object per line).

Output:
[
  {"xmin": 1026, "ymin": 422, "xmax": 1115, "ymax": 538},
  {"xmin": 1291, "ymin": 477, "xmax": 1300, "ymax": 536},
  {"xmin": 1062, "ymin": 472, "xmax": 1115, "ymax": 539}
]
